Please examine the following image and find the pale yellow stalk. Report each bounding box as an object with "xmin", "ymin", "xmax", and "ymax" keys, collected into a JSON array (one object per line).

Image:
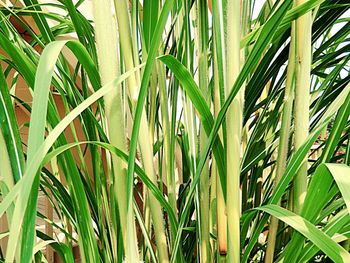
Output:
[
  {"xmin": 264, "ymin": 23, "xmax": 296, "ymax": 263},
  {"xmin": 92, "ymin": 0, "xmax": 139, "ymax": 261},
  {"xmin": 113, "ymin": 1, "xmax": 169, "ymax": 262},
  {"xmin": 213, "ymin": 40, "xmax": 227, "ymax": 259},
  {"xmin": 293, "ymin": 0, "xmax": 312, "ymax": 214},
  {"xmin": 226, "ymin": 0, "xmax": 242, "ymax": 262},
  {"xmin": 195, "ymin": 1, "xmax": 211, "ymax": 261}
]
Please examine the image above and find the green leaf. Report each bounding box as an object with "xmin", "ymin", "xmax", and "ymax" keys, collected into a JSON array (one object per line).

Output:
[
  {"xmin": 257, "ymin": 204, "xmax": 350, "ymax": 263},
  {"xmin": 0, "ymin": 69, "xmax": 24, "ymax": 184},
  {"xmin": 3, "ymin": 40, "xmax": 142, "ymax": 263}
]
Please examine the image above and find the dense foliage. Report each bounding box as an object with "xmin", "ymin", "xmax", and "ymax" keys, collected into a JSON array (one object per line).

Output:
[{"xmin": 0, "ymin": 0, "xmax": 350, "ymax": 262}]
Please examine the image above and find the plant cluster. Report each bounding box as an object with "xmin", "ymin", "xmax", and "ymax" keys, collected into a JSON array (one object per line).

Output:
[{"xmin": 0, "ymin": 0, "xmax": 350, "ymax": 262}]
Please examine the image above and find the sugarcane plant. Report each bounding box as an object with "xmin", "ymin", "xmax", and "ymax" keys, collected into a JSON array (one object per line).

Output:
[{"xmin": 0, "ymin": 0, "xmax": 350, "ymax": 262}]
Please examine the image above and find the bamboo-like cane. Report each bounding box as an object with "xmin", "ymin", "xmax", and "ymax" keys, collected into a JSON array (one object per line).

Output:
[
  {"xmin": 195, "ymin": 1, "xmax": 211, "ymax": 261},
  {"xmin": 113, "ymin": 1, "xmax": 170, "ymax": 262},
  {"xmin": 264, "ymin": 23, "xmax": 296, "ymax": 263},
  {"xmin": 293, "ymin": 0, "xmax": 312, "ymax": 214},
  {"xmin": 92, "ymin": 0, "xmax": 139, "ymax": 260},
  {"xmin": 226, "ymin": 0, "xmax": 242, "ymax": 262}
]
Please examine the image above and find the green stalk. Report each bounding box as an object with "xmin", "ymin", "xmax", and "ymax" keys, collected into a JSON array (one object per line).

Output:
[
  {"xmin": 157, "ymin": 61, "xmax": 177, "ymax": 220},
  {"xmin": 212, "ymin": 0, "xmax": 227, "ymax": 258},
  {"xmin": 113, "ymin": 0, "xmax": 140, "ymax": 101},
  {"xmin": 239, "ymin": 0, "xmax": 250, "ymax": 217},
  {"xmin": 113, "ymin": 0, "xmax": 150, "ymax": 258},
  {"xmin": 92, "ymin": 0, "xmax": 138, "ymax": 260},
  {"xmin": 137, "ymin": 115, "xmax": 170, "ymax": 263},
  {"xmin": 226, "ymin": 0, "xmax": 242, "ymax": 262},
  {"xmin": 182, "ymin": 0, "xmax": 198, "ymax": 182},
  {"xmin": 293, "ymin": 0, "xmax": 312, "ymax": 214},
  {"xmin": 181, "ymin": 9, "xmax": 200, "ymax": 254},
  {"xmin": 210, "ymin": 160, "xmax": 217, "ymax": 253},
  {"xmin": 196, "ymin": 1, "xmax": 211, "ymax": 261},
  {"xmin": 149, "ymin": 67, "xmax": 157, "ymax": 142},
  {"xmin": 113, "ymin": 1, "xmax": 169, "ymax": 261},
  {"xmin": 213, "ymin": 39, "xmax": 227, "ymax": 260},
  {"xmin": 278, "ymin": 3, "xmax": 313, "ymax": 261},
  {"xmin": 264, "ymin": 23, "xmax": 296, "ymax": 263}
]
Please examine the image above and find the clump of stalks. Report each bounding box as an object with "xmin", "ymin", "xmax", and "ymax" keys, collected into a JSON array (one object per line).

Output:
[{"xmin": 0, "ymin": 0, "xmax": 350, "ymax": 263}]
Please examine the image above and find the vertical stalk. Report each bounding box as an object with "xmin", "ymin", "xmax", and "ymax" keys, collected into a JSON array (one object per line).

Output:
[
  {"xmin": 213, "ymin": 39, "xmax": 227, "ymax": 260},
  {"xmin": 113, "ymin": 1, "xmax": 170, "ymax": 262},
  {"xmin": 240, "ymin": 0, "xmax": 251, "ymax": 218},
  {"xmin": 92, "ymin": 0, "xmax": 139, "ymax": 261},
  {"xmin": 226, "ymin": 0, "xmax": 242, "ymax": 262},
  {"xmin": 293, "ymin": 0, "xmax": 312, "ymax": 214},
  {"xmin": 182, "ymin": 5, "xmax": 201, "ymax": 259},
  {"xmin": 158, "ymin": 61, "xmax": 177, "ymax": 219},
  {"xmin": 113, "ymin": 0, "xmax": 139, "ymax": 102},
  {"xmin": 210, "ymin": 161, "xmax": 217, "ymax": 252},
  {"xmin": 137, "ymin": 118, "xmax": 170, "ymax": 263},
  {"xmin": 212, "ymin": 0, "xmax": 227, "ymax": 258},
  {"xmin": 264, "ymin": 24, "xmax": 296, "ymax": 263},
  {"xmin": 196, "ymin": 1, "xmax": 211, "ymax": 261},
  {"xmin": 183, "ymin": 0, "xmax": 198, "ymax": 184}
]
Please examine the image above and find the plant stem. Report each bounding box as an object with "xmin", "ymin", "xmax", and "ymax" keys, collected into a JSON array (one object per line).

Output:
[
  {"xmin": 113, "ymin": 1, "xmax": 170, "ymax": 261},
  {"xmin": 92, "ymin": 0, "xmax": 138, "ymax": 260},
  {"xmin": 182, "ymin": 0, "xmax": 198, "ymax": 181},
  {"xmin": 157, "ymin": 61, "xmax": 177, "ymax": 220},
  {"xmin": 293, "ymin": 0, "xmax": 312, "ymax": 214},
  {"xmin": 212, "ymin": 0, "xmax": 227, "ymax": 258},
  {"xmin": 213, "ymin": 38, "xmax": 227, "ymax": 259},
  {"xmin": 113, "ymin": 0, "xmax": 150, "ymax": 258},
  {"xmin": 264, "ymin": 23, "xmax": 296, "ymax": 263},
  {"xmin": 196, "ymin": 0, "xmax": 211, "ymax": 261},
  {"xmin": 226, "ymin": 0, "xmax": 242, "ymax": 262}
]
